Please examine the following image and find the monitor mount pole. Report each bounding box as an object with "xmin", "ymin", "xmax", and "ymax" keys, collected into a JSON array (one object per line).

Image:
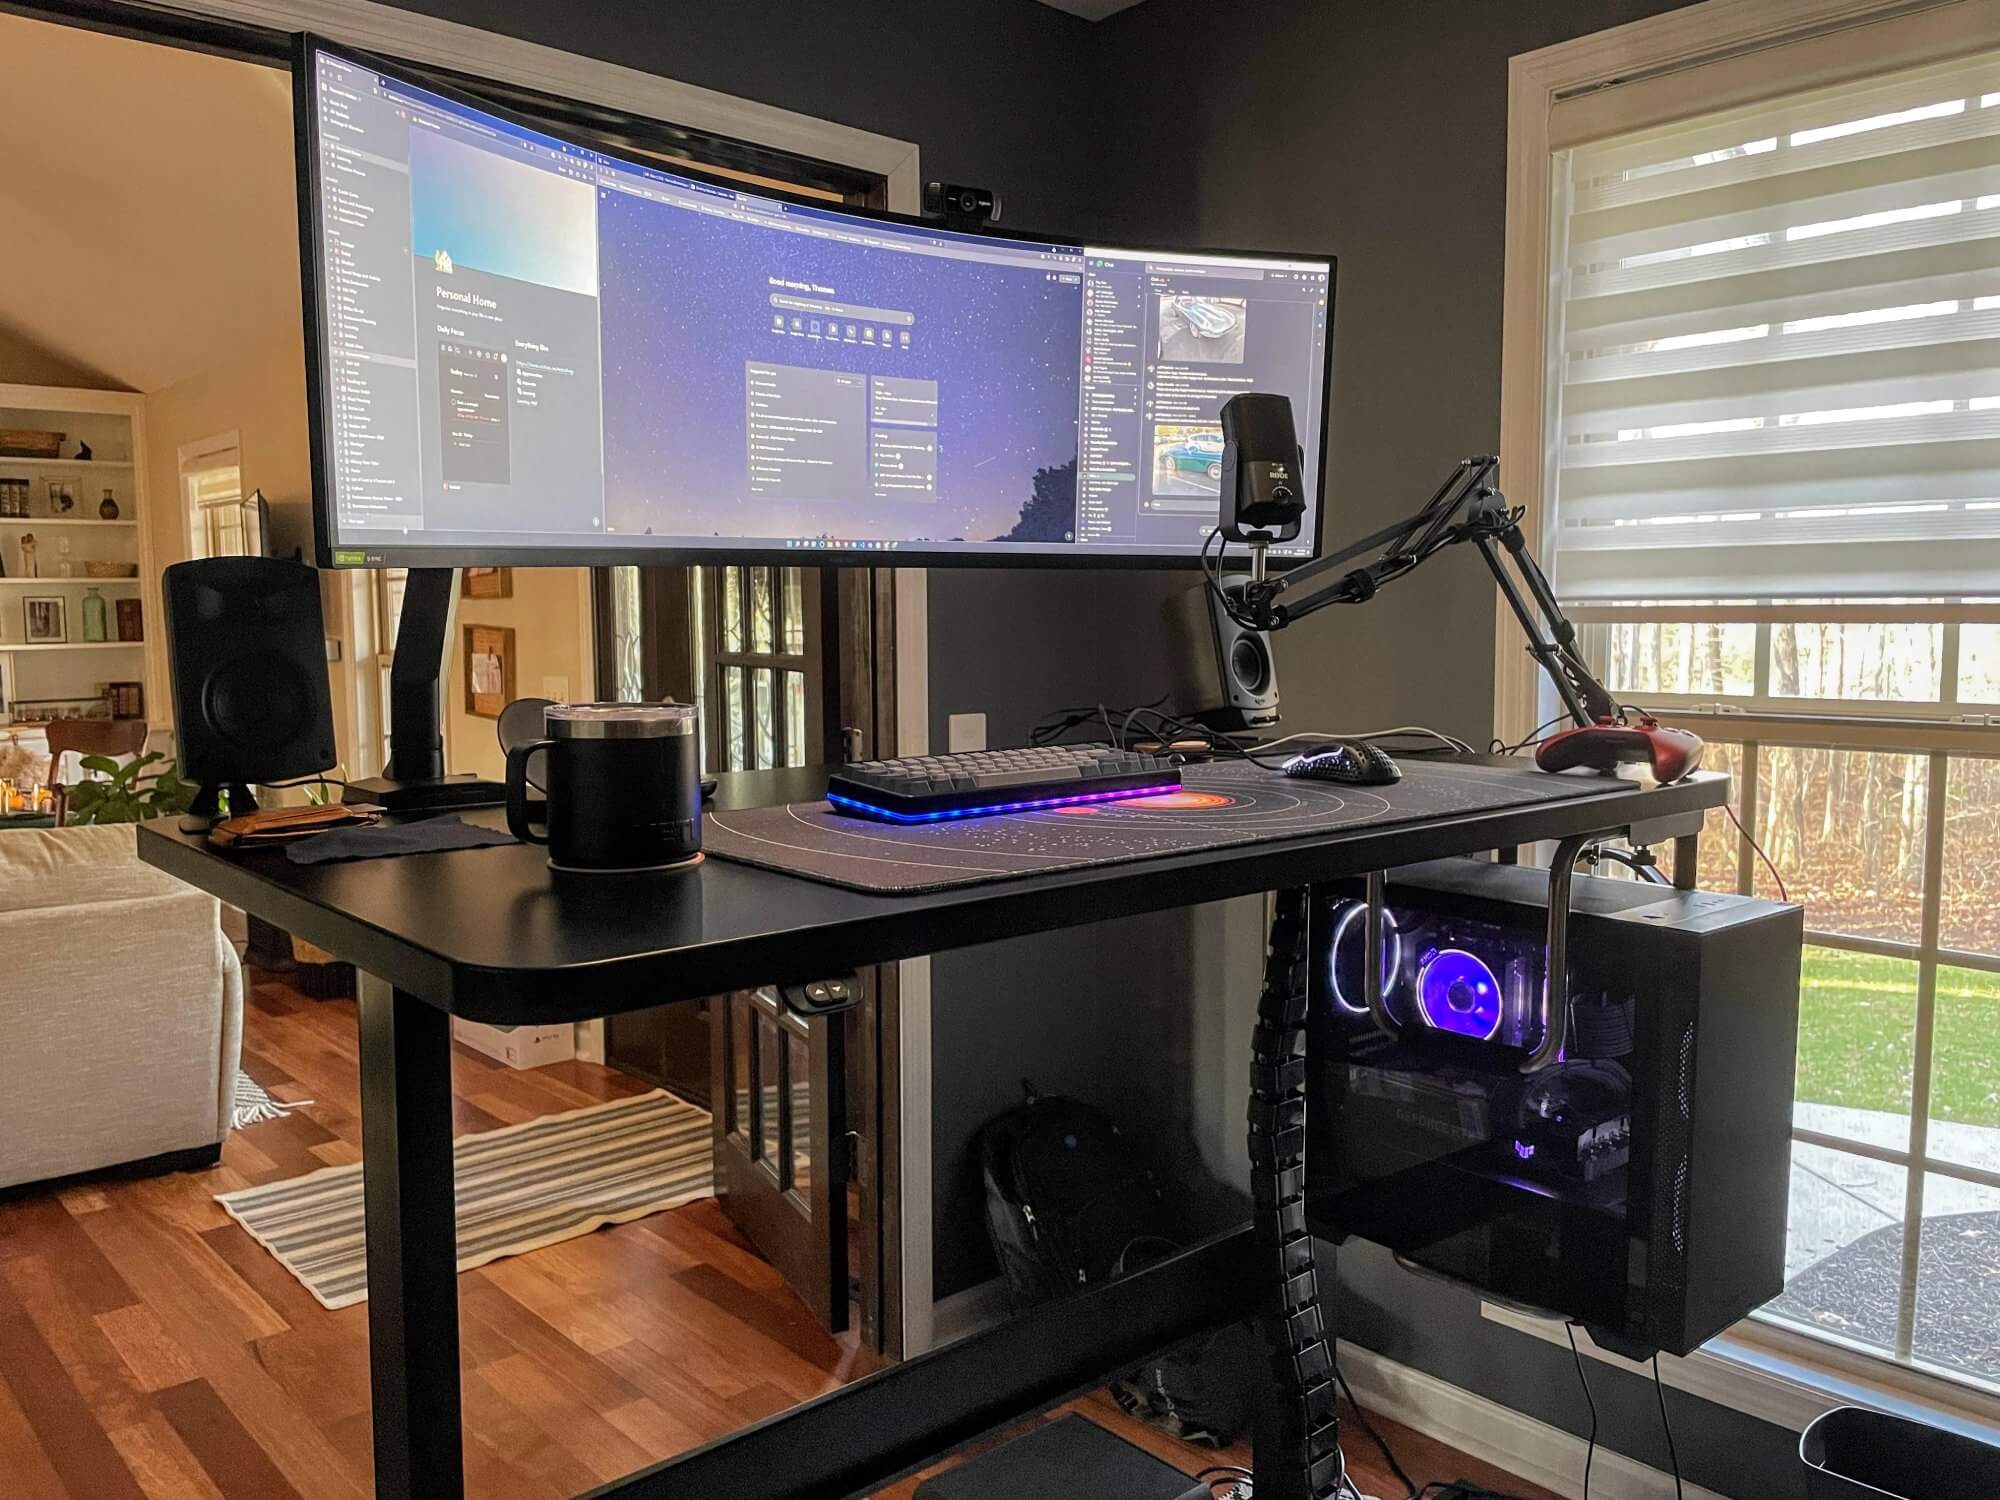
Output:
[{"xmin": 342, "ymin": 566, "xmax": 508, "ymax": 813}]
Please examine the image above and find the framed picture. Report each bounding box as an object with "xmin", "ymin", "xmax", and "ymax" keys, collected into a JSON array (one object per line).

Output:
[
  {"xmin": 461, "ymin": 566, "xmax": 512, "ymax": 600},
  {"xmin": 44, "ymin": 479, "xmax": 77, "ymax": 516},
  {"xmin": 114, "ymin": 597, "xmax": 144, "ymax": 641},
  {"xmin": 24, "ymin": 595, "xmax": 66, "ymax": 644},
  {"xmin": 463, "ymin": 623, "xmax": 515, "ymax": 719}
]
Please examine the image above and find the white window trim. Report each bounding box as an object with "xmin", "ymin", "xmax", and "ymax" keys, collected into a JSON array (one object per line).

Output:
[
  {"xmin": 157, "ymin": 0, "xmax": 921, "ymax": 213},
  {"xmin": 179, "ymin": 428, "xmax": 243, "ymax": 560},
  {"xmin": 1499, "ymin": 0, "xmax": 2000, "ymax": 1429},
  {"xmin": 1481, "ymin": 1301, "xmax": 2000, "ymax": 1450},
  {"xmin": 1496, "ymin": 0, "xmax": 2000, "ymax": 746}
]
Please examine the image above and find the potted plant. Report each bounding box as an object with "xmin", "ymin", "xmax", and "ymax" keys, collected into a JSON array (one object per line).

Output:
[{"xmin": 60, "ymin": 752, "xmax": 197, "ymax": 824}]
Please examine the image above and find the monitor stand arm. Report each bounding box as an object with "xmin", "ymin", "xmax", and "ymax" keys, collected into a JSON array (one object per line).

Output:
[
  {"xmin": 1238, "ymin": 457, "xmax": 1618, "ymax": 731},
  {"xmin": 342, "ymin": 567, "xmax": 507, "ymax": 813}
]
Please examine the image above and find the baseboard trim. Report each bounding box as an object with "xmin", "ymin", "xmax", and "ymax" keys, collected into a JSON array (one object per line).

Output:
[
  {"xmin": 1337, "ymin": 1341, "xmax": 1735, "ymax": 1500},
  {"xmin": 898, "ymin": 1279, "xmax": 1742, "ymax": 1497}
]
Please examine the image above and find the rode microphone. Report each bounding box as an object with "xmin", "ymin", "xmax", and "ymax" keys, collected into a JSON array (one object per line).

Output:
[{"xmin": 1218, "ymin": 393, "xmax": 1306, "ymax": 583}]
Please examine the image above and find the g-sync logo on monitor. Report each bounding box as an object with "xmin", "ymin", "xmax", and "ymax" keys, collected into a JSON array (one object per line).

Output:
[{"xmin": 332, "ymin": 550, "xmax": 370, "ymax": 567}]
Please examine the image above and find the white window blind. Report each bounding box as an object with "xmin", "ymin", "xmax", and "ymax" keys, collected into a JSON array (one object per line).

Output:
[{"xmin": 1549, "ymin": 48, "xmax": 2000, "ymax": 602}]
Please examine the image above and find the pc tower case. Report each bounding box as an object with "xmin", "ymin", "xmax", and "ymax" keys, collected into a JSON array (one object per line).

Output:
[{"xmin": 1305, "ymin": 858, "xmax": 1803, "ymax": 1357}]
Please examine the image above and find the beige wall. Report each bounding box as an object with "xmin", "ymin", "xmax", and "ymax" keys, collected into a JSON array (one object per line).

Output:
[
  {"xmin": 138, "ymin": 331, "xmax": 334, "ymax": 749},
  {"xmin": 444, "ymin": 568, "xmax": 596, "ymax": 781},
  {"xmin": 135, "ymin": 330, "xmax": 593, "ymax": 781},
  {"xmin": 141, "ymin": 329, "xmax": 314, "ymax": 566},
  {"xmin": 0, "ymin": 325, "xmax": 124, "ymax": 392}
]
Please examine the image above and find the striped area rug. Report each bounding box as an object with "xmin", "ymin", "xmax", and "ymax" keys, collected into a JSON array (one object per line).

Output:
[{"xmin": 216, "ymin": 1089, "xmax": 712, "ymax": 1309}]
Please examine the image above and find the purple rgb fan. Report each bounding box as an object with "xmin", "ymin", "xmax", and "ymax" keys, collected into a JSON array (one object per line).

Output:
[
  {"xmin": 1327, "ymin": 900, "xmax": 1403, "ymax": 1015},
  {"xmin": 1417, "ymin": 947, "xmax": 1504, "ymax": 1039}
]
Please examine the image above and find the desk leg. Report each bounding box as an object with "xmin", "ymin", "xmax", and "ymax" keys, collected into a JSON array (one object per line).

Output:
[
  {"xmin": 357, "ymin": 976, "xmax": 465, "ymax": 1500},
  {"xmin": 1673, "ymin": 831, "xmax": 1700, "ymax": 890}
]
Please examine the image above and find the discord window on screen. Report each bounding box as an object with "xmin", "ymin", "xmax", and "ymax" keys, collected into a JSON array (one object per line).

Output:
[{"xmin": 311, "ymin": 50, "xmax": 1329, "ymax": 560}]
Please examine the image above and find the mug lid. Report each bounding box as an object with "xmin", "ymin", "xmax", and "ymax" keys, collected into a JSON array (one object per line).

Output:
[{"xmin": 545, "ymin": 701, "xmax": 698, "ymax": 738}]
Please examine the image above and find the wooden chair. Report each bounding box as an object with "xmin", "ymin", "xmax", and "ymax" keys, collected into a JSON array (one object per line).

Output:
[{"xmin": 48, "ymin": 719, "xmax": 148, "ymax": 825}]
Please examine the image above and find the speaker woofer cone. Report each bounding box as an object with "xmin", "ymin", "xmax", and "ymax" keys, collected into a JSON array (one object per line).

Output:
[
  {"xmin": 1228, "ymin": 634, "xmax": 1271, "ymax": 695},
  {"xmin": 205, "ymin": 653, "xmax": 313, "ymax": 750}
]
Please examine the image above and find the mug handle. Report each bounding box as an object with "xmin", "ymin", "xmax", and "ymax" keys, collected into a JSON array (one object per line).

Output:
[{"xmin": 505, "ymin": 738, "xmax": 555, "ymax": 845}]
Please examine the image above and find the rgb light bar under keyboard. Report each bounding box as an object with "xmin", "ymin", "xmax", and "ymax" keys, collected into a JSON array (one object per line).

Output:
[{"xmin": 825, "ymin": 744, "xmax": 1182, "ymax": 822}]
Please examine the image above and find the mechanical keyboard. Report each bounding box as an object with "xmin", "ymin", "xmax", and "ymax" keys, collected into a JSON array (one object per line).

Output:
[{"xmin": 826, "ymin": 744, "xmax": 1183, "ymax": 822}]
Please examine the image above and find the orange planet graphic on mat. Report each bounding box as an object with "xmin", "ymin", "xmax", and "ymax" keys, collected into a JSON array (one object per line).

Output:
[{"xmin": 1125, "ymin": 790, "xmax": 1236, "ymax": 810}]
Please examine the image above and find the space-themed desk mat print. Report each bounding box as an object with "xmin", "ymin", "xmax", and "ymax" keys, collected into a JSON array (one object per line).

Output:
[{"xmin": 703, "ymin": 758, "xmax": 1618, "ymax": 894}]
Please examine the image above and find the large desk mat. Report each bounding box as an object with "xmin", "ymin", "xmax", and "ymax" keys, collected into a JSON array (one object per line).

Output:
[{"xmin": 704, "ymin": 759, "xmax": 1619, "ymax": 894}]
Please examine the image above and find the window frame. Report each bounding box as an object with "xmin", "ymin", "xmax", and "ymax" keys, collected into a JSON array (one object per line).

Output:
[
  {"xmin": 1501, "ymin": 0, "xmax": 2000, "ymax": 1425},
  {"xmin": 178, "ymin": 429, "xmax": 243, "ymax": 561}
]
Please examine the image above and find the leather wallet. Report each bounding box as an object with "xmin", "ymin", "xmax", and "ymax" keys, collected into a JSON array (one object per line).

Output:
[{"xmin": 208, "ymin": 803, "xmax": 385, "ymax": 849}]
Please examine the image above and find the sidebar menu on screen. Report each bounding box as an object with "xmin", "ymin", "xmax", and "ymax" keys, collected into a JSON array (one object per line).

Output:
[
  {"xmin": 1075, "ymin": 254, "xmax": 1143, "ymax": 544},
  {"xmin": 313, "ymin": 55, "xmax": 428, "ymax": 535}
]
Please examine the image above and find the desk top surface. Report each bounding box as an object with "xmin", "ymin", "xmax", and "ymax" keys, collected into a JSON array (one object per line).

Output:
[{"xmin": 138, "ymin": 760, "xmax": 1726, "ymax": 1024}]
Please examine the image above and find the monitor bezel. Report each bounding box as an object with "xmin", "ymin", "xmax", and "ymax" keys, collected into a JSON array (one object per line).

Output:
[{"xmin": 295, "ymin": 33, "xmax": 1335, "ymax": 573}]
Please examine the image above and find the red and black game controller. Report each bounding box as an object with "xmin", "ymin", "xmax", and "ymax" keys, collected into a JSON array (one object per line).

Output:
[{"xmin": 1535, "ymin": 716, "xmax": 1705, "ymax": 783}]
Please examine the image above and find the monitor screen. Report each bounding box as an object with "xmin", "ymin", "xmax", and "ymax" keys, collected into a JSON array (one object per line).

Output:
[{"xmin": 300, "ymin": 40, "xmax": 1334, "ymax": 569}]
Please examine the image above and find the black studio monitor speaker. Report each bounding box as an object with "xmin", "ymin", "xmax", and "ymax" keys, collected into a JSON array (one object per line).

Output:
[
  {"xmin": 164, "ymin": 557, "xmax": 336, "ymax": 815},
  {"xmin": 1164, "ymin": 575, "xmax": 1281, "ymax": 733}
]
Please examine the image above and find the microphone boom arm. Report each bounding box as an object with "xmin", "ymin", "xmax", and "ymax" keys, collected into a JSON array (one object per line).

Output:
[{"xmin": 1236, "ymin": 456, "xmax": 1618, "ymax": 730}]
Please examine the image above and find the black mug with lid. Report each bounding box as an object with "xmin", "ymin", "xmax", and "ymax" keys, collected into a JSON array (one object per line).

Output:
[{"xmin": 504, "ymin": 703, "xmax": 702, "ymax": 873}]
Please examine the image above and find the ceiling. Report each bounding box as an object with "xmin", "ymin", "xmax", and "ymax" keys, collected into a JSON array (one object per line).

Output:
[
  {"xmin": 1034, "ymin": 0, "xmax": 1149, "ymax": 20},
  {"xmin": 0, "ymin": 12, "xmax": 299, "ymax": 394}
]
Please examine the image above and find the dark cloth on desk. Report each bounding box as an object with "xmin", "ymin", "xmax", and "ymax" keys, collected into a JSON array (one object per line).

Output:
[{"xmin": 287, "ymin": 816, "xmax": 517, "ymax": 864}]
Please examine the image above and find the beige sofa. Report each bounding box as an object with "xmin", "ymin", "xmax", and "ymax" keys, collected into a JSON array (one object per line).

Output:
[{"xmin": 0, "ymin": 823, "xmax": 243, "ymax": 1189}]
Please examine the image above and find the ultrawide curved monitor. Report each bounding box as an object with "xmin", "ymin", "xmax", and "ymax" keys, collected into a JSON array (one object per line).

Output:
[{"xmin": 298, "ymin": 37, "xmax": 1334, "ymax": 569}]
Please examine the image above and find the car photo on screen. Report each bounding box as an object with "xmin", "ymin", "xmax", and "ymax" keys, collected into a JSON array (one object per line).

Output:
[
  {"xmin": 1152, "ymin": 423, "xmax": 1225, "ymax": 497},
  {"xmin": 1157, "ymin": 294, "xmax": 1246, "ymax": 364}
]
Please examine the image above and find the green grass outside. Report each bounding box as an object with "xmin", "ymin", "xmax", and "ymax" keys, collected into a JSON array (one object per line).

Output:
[{"xmin": 1794, "ymin": 947, "xmax": 2000, "ymax": 1128}]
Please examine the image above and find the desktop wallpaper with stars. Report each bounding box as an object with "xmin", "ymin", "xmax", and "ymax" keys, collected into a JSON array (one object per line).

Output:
[{"xmin": 597, "ymin": 192, "xmax": 1084, "ymax": 545}]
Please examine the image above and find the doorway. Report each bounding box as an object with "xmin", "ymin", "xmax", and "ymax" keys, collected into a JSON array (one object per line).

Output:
[{"xmin": 597, "ymin": 559, "xmax": 902, "ymax": 1348}]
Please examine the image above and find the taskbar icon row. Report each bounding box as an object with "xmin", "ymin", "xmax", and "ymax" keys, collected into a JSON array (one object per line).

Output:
[{"xmin": 784, "ymin": 537, "xmax": 905, "ymax": 552}]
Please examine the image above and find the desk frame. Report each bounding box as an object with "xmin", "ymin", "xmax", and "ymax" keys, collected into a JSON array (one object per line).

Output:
[{"xmin": 139, "ymin": 768, "xmax": 1722, "ymax": 1500}]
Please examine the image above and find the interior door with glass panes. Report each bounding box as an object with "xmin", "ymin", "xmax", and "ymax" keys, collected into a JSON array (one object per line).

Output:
[
  {"xmin": 700, "ymin": 564, "xmax": 826, "ymax": 771},
  {"xmin": 599, "ymin": 559, "xmax": 891, "ymax": 1340},
  {"xmin": 710, "ymin": 983, "xmax": 851, "ymax": 1332}
]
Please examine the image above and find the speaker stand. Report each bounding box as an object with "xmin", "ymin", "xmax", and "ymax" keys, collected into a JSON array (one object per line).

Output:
[
  {"xmin": 341, "ymin": 567, "xmax": 505, "ymax": 815},
  {"xmin": 179, "ymin": 781, "xmax": 258, "ymax": 832}
]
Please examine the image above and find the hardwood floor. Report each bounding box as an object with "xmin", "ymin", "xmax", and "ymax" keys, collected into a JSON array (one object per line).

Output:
[{"xmin": 0, "ymin": 972, "xmax": 1553, "ymax": 1500}]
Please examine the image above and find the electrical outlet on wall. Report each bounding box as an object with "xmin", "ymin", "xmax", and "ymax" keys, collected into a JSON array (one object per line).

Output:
[
  {"xmin": 947, "ymin": 712, "xmax": 987, "ymax": 752},
  {"xmin": 541, "ymin": 676, "xmax": 569, "ymax": 703}
]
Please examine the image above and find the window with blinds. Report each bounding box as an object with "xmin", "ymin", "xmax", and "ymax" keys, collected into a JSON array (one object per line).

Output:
[
  {"xmin": 181, "ymin": 443, "xmax": 244, "ymax": 561},
  {"xmin": 1542, "ymin": 38, "xmax": 2000, "ymax": 1399},
  {"xmin": 1549, "ymin": 50, "xmax": 2000, "ymax": 604}
]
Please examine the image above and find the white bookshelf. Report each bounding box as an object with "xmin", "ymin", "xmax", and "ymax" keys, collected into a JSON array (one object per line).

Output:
[
  {"xmin": 0, "ymin": 458, "xmax": 134, "ymax": 475},
  {"xmin": 0, "ymin": 517, "xmax": 138, "ymax": 530},
  {"xmin": 0, "ymin": 386, "xmax": 156, "ymax": 735},
  {"xmin": 3, "ymin": 641, "xmax": 146, "ymax": 654}
]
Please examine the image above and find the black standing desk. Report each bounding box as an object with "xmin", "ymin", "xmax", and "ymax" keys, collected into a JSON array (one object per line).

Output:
[{"xmin": 139, "ymin": 761, "xmax": 1727, "ymax": 1500}]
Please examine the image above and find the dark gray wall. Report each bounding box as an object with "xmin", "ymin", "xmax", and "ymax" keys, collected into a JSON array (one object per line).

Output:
[
  {"xmin": 924, "ymin": 569, "xmax": 1183, "ymax": 749},
  {"xmin": 377, "ymin": 0, "xmax": 1100, "ymax": 232},
  {"xmin": 927, "ymin": 901, "xmax": 1257, "ymax": 1297},
  {"xmin": 1082, "ymin": 0, "xmax": 1706, "ymax": 750}
]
